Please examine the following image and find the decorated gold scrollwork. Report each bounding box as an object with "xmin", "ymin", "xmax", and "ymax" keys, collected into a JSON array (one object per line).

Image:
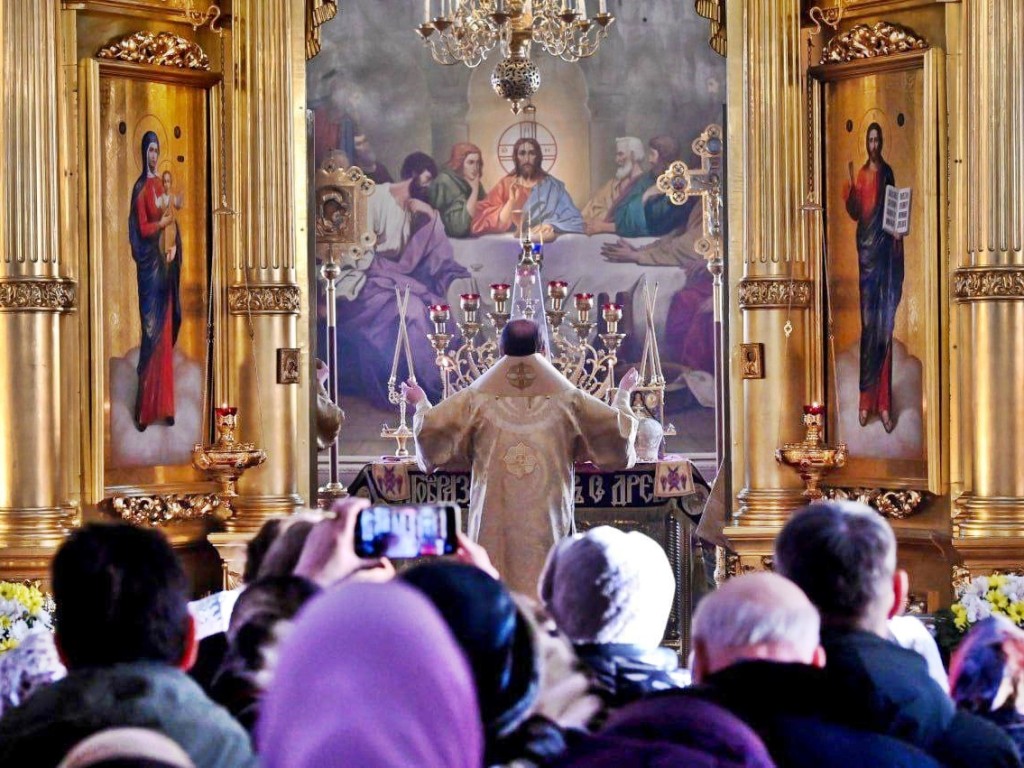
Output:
[
  {"xmin": 227, "ymin": 285, "xmax": 302, "ymax": 315},
  {"xmin": 306, "ymin": 0, "xmax": 340, "ymax": 60},
  {"xmin": 953, "ymin": 267, "xmax": 1024, "ymax": 301},
  {"xmin": 101, "ymin": 493, "xmax": 229, "ymax": 527},
  {"xmin": 823, "ymin": 486, "xmax": 927, "ymax": 519},
  {"xmin": 97, "ymin": 31, "xmax": 211, "ymax": 71},
  {"xmin": 820, "ymin": 22, "xmax": 928, "ymax": 64},
  {"xmin": 0, "ymin": 278, "xmax": 77, "ymax": 313},
  {"xmin": 737, "ymin": 278, "xmax": 812, "ymax": 309}
]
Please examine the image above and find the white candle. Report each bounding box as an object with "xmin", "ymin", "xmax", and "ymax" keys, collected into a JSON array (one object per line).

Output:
[
  {"xmin": 577, "ymin": 0, "xmax": 587, "ymax": 17},
  {"xmin": 598, "ymin": 0, "xmax": 607, "ymax": 12},
  {"xmin": 424, "ymin": 0, "xmax": 430, "ymax": 22}
]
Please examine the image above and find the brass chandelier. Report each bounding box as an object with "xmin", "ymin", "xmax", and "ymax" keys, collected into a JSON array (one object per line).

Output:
[{"xmin": 417, "ymin": 0, "xmax": 615, "ymax": 113}]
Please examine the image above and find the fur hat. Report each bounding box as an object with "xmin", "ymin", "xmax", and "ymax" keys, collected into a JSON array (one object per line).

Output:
[{"xmin": 539, "ymin": 526, "xmax": 675, "ymax": 648}]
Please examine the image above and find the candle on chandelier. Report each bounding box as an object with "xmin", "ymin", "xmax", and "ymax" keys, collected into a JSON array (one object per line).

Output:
[
  {"xmin": 424, "ymin": 0, "xmax": 431, "ymax": 22},
  {"xmin": 459, "ymin": 292, "xmax": 481, "ymax": 321},
  {"xmin": 598, "ymin": 0, "xmax": 607, "ymax": 13},
  {"xmin": 215, "ymin": 405, "xmax": 238, "ymax": 418},
  {"xmin": 577, "ymin": 0, "xmax": 587, "ymax": 17}
]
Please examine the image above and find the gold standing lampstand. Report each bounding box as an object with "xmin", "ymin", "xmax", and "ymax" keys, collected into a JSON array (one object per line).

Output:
[
  {"xmin": 775, "ymin": 404, "xmax": 847, "ymax": 501},
  {"xmin": 381, "ymin": 287, "xmax": 417, "ymax": 458},
  {"xmin": 192, "ymin": 407, "xmax": 267, "ymax": 508}
]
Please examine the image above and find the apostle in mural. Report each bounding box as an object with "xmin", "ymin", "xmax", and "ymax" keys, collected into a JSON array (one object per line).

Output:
[
  {"xmin": 582, "ymin": 136, "xmax": 647, "ymax": 235},
  {"xmin": 336, "ymin": 151, "xmax": 470, "ymax": 407},
  {"xmin": 471, "ymin": 137, "xmax": 584, "ymax": 241},
  {"xmin": 842, "ymin": 122, "xmax": 904, "ymax": 433},
  {"xmin": 613, "ymin": 135, "xmax": 694, "ymax": 238},
  {"xmin": 354, "ymin": 132, "xmax": 394, "ymax": 185},
  {"xmin": 429, "ymin": 142, "xmax": 487, "ymax": 238},
  {"xmin": 128, "ymin": 131, "xmax": 182, "ymax": 432}
]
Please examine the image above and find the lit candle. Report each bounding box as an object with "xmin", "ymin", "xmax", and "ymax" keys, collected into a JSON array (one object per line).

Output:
[{"xmin": 803, "ymin": 402, "xmax": 825, "ymax": 416}]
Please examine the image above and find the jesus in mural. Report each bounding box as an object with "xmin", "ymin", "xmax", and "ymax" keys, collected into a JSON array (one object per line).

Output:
[
  {"xmin": 128, "ymin": 131, "xmax": 182, "ymax": 432},
  {"xmin": 470, "ymin": 136, "xmax": 584, "ymax": 241},
  {"xmin": 842, "ymin": 122, "xmax": 905, "ymax": 434}
]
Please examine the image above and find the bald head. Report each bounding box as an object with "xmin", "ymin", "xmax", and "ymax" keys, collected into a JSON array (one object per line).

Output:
[
  {"xmin": 500, "ymin": 319, "xmax": 543, "ymax": 357},
  {"xmin": 691, "ymin": 572, "xmax": 823, "ymax": 682}
]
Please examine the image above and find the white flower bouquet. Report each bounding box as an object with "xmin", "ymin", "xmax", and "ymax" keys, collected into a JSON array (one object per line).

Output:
[
  {"xmin": 0, "ymin": 582, "xmax": 54, "ymax": 653},
  {"xmin": 951, "ymin": 573, "xmax": 1024, "ymax": 632}
]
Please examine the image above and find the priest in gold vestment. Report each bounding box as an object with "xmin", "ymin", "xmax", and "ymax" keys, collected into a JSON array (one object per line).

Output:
[{"xmin": 405, "ymin": 320, "xmax": 639, "ymax": 595}]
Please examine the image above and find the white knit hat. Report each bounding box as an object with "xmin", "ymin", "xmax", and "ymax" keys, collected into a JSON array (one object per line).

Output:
[{"xmin": 539, "ymin": 526, "xmax": 675, "ymax": 648}]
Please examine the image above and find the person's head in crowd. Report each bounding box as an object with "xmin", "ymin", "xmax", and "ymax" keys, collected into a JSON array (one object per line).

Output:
[
  {"xmin": 500, "ymin": 319, "xmax": 545, "ymax": 358},
  {"xmin": 0, "ymin": 629, "xmax": 66, "ymax": 719},
  {"xmin": 774, "ymin": 500, "xmax": 908, "ymax": 636},
  {"xmin": 255, "ymin": 510, "xmax": 325, "ymax": 580},
  {"xmin": 52, "ymin": 523, "xmax": 194, "ymax": 671},
  {"xmin": 539, "ymin": 526, "xmax": 675, "ymax": 648},
  {"xmin": 950, "ymin": 615, "xmax": 1024, "ymax": 715},
  {"xmin": 242, "ymin": 518, "xmax": 284, "ymax": 584},
  {"xmin": 691, "ymin": 572, "xmax": 824, "ymax": 683},
  {"xmin": 219, "ymin": 576, "xmax": 321, "ymax": 688},
  {"xmin": 57, "ymin": 727, "xmax": 194, "ymax": 768},
  {"xmin": 257, "ymin": 581, "xmax": 482, "ymax": 768},
  {"xmin": 401, "ymin": 561, "xmax": 537, "ymax": 741}
]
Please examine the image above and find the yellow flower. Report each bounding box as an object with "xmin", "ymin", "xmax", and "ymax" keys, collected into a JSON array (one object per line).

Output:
[
  {"xmin": 0, "ymin": 638, "xmax": 18, "ymax": 653},
  {"xmin": 1009, "ymin": 602, "xmax": 1024, "ymax": 626},
  {"xmin": 988, "ymin": 589, "xmax": 1010, "ymax": 609},
  {"xmin": 991, "ymin": 574, "xmax": 1009, "ymax": 589}
]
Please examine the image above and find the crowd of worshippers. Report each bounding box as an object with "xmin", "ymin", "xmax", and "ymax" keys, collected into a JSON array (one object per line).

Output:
[{"xmin": 2, "ymin": 500, "xmax": 1024, "ymax": 767}]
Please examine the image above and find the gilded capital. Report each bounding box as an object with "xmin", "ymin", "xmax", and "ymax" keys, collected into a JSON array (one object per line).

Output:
[
  {"xmin": 227, "ymin": 284, "xmax": 302, "ymax": 315},
  {"xmin": 954, "ymin": 267, "xmax": 1024, "ymax": 301},
  {"xmin": 737, "ymin": 278, "xmax": 812, "ymax": 309},
  {"xmin": 0, "ymin": 278, "xmax": 77, "ymax": 313}
]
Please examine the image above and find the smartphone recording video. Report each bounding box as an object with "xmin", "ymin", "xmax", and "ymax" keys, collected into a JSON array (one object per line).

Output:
[{"xmin": 353, "ymin": 504, "xmax": 460, "ymax": 559}]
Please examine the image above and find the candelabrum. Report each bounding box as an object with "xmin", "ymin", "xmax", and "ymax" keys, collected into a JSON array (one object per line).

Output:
[
  {"xmin": 192, "ymin": 407, "xmax": 267, "ymax": 508},
  {"xmin": 775, "ymin": 403, "xmax": 848, "ymax": 501},
  {"xmin": 426, "ymin": 237, "xmax": 626, "ymax": 400}
]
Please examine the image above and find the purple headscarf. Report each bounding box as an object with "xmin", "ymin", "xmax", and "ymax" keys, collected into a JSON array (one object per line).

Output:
[{"xmin": 257, "ymin": 581, "xmax": 483, "ymax": 768}]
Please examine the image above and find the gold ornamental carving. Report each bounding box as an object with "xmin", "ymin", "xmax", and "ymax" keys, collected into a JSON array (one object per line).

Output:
[
  {"xmin": 738, "ymin": 279, "xmax": 812, "ymax": 309},
  {"xmin": 305, "ymin": 0, "xmax": 340, "ymax": 60},
  {"xmin": 820, "ymin": 22, "xmax": 928, "ymax": 64},
  {"xmin": 952, "ymin": 563, "xmax": 972, "ymax": 599},
  {"xmin": 694, "ymin": 0, "xmax": 726, "ymax": 57},
  {"xmin": 227, "ymin": 285, "xmax": 301, "ymax": 315},
  {"xmin": 953, "ymin": 268, "xmax": 1024, "ymax": 302},
  {"xmin": 97, "ymin": 31, "xmax": 211, "ymax": 71},
  {"xmin": 823, "ymin": 486, "xmax": 926, "ymax": 519},
  {"xmin": 0, "ymin": 278, "xmax": 77, "ymax": 313},
  {"xmin": 101, "ymin": 493, "xmax": 228, "ymax": 527}
]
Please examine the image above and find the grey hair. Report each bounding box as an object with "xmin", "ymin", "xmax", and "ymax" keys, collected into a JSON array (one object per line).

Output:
[
  {"xmin": 616, "ymin": 136, "xmax": 645, "ymax": 164},
  {"xmin": 775, "ymin": 500, "xmax": 896, "ymax": 626},
  {"xmin": 691, "ymin": 573, "xmax": 820, "ymax": 655}
]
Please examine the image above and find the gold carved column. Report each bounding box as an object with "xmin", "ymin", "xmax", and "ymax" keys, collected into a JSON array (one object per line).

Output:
[
  {"xmin": 953, "ymin": 0, "xmax": 1024, "ymax": 573},
  {"xmin": 0, "ymin": 2, "xmax": 78, "ymax": 579},
  {"xmin": 725, "ymin": 0, "xmax": 815, "ymax": 565},
  {"xmin": 222, "ymin": 0, "xmax": 310, "ymax": 533}
]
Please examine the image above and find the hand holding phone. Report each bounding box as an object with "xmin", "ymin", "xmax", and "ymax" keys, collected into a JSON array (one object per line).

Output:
[
  {"xmin": 294, "ymin": 497, "xmax": 394, "ymax": 586},
  {"xmin": 354, "ymin": 504, "xmax": 461, "ymax": 559}
]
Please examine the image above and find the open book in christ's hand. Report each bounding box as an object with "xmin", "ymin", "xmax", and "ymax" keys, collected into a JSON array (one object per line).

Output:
[{"xmin": 883, "ymin": 185, "xmax": 912, "ymax": 237}]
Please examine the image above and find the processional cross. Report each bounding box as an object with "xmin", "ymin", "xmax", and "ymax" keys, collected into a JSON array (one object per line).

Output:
[{"xmin": 655, "ymin": 123, "xmax": 725, "ymax": 464}]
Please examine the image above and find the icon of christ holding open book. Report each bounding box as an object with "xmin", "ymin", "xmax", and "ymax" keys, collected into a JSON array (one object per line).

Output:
[{"xmin": 842, "ymin": 121, "xmax": 907, "ymax": 434}]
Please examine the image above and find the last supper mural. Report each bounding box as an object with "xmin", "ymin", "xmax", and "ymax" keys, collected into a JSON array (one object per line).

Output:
[{"xmin": 308, "ymin": 0, "xmax": 726, "ymax": 458}]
